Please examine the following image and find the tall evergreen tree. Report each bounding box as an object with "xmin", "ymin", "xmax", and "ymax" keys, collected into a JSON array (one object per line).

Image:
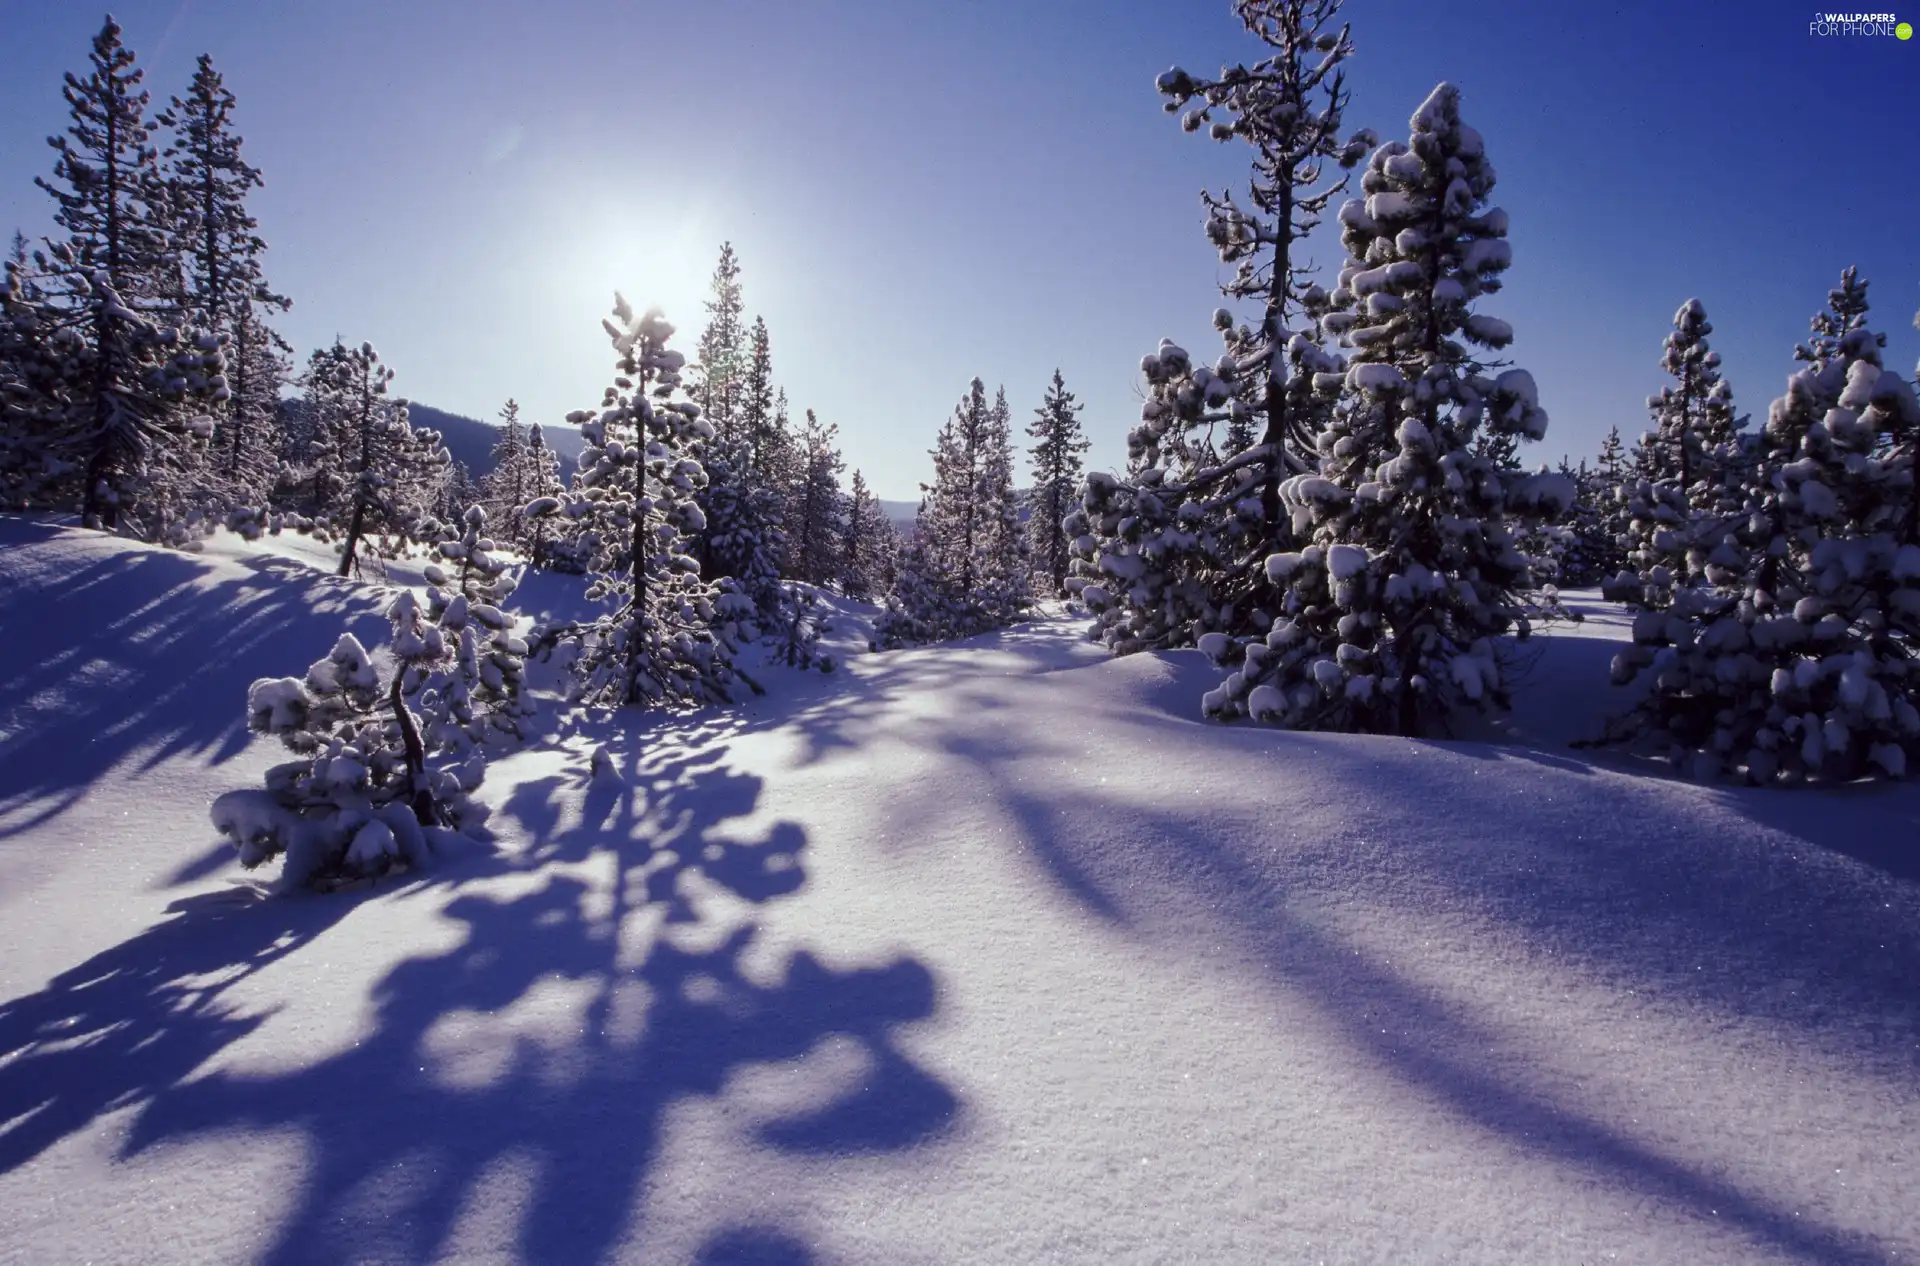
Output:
[
  {"xmin": 1072, "ymin": 0, "xmax": 1375, "ymax": 654},
  {"xmin": 790, "ymin": 408, "xmax": 846, "ymax": 585},
  {"xmin": 25, "ymin": 17, "xmax": 224, "ymax": 533},
  {"xmin": 157, "ymin": 53, "xmax": 289, "ymax": 509},
  {"xmin": 978, "ymin": 385, "xmax": 1031, "ymax": 614},
  {"xmin": 562, "ymin": 296, "xmax": 737, "ymax": 708},
  {"xmin": 480, "ymin": 397, "xmax": 530, "ymax": 545},
  {"xmin": 1025, "ymin": 368, "xmax": 1089, "ymax": 596},
  {"xmin": 839, "ymin": 468, "xmax": 891, "ymax": 601},
  {"xmin": 705, "ymin": 313, "xmax": 790, "ymax": 589},
  {"xmin": 1614, "ymin": 300, "xmax": 1748, "ymax": 608},
  {"xmin": 694, "ymin": 243, "xmax": 747, "ymax": 444},
  {"xmin": 515, "ymin": 421, "xmax": 566, "ymax": 568},
  {"xmin": 1209, "ymin": 81, "xmax": 1563, "ymax": 735},
  {"xmin": 309, "ymin": 340, "xmax": 446, "ymax": 576}
]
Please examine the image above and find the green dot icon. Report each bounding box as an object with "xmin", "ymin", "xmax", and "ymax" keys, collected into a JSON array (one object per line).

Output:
[{"xmin": 1899, "ymin": 20, "xmax": 1914, "ymax": 38}]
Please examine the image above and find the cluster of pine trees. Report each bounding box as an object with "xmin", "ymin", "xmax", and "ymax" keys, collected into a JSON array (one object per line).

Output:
[
  {"xmin": 1066, "ymin": 0, "xmax": 1568, "ymax": 739},
  {"xmin": 0, "ymin": 19, "xmax": 495, "ymax": 578},
  {"xmin": 1058, "ymin": 0, "xmax": 1920, "ymax": 786},
  {"xmin": 1536, "ymin": 273, "xmax": 1920, "ymax": 784}
]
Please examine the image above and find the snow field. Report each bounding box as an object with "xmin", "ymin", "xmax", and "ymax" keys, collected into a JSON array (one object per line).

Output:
[{"xmin": 0, "ymin": 521, "xmax": 1916, "ymax": 1264}]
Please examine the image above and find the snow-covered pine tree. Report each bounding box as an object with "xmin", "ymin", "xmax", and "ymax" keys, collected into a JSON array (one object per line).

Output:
[
  {"xmin": 789, "ymin": 408, "xmax": 846, "ymax": 585},
  {"xmin": 1558, "ymin": 460, "xmax": 1621, "ymax": 588},
  {"xmin": 1072, "ymin": 0, "xmax": 1375, "ymax": 655},
  {"xmin": 0, "ymin": 251, "xmax": 78, "ymax": 509},
  {"xmin": 978, "ymin": 385, "xmax": 1032, "ymax": 617},
  {"xmin": 1025, "ymin": 368, "xmax": 1089, "ymax": 596},
  {"xmin": 310, "ymin": 340, "xmax": 447, "ymax": 576},
  {"xmin": 1601, "ymin": 281, "xmax": 1920, "ymax": 782},
  {"xmin": 840, "ymin": 468, "xmax": 889, "ymax": 601},
  {"xmin": 738, "ymin": 317, "xmax": 785, "ymax": 490},
  {"xmin": 1796, "ymin": 266, "xmax": 1880, "ymax": 369},
  {"xmin": 282, "ymin": 341, "xmax": 354, "ymax": 525},
  {"xmin": 693, "ymin": 243, "xmax": 747, "ymax": 444},
  {"xmin": 214, "ymin": 586, "xmax": 518, "ymax": 889},
  {"xmin": 561, "ymin": 295, "xmax": 738, "ymax": 708},
  {"xmin": 157, "ymin": 53, "xmax": 289, "ymax": 516},
  {"xmin": 525, "ymin": 419, "xmax": 562, "ymax": 500},
  {"xmin": 698, "ymin": 429, "xmax": 783, "ymax": 610},
  {"xmin": 423, "ymin": 504, "xmax": 532, "ymax": 745},
  {"xmin": 433, "ymin": 458, "xmax": 480, "ymax": 527},
  {"xmin": 921, "ymin": 379, "xmax": 991, "ymax": 600},
  {"xmin": 694, "ymin": 312, "xmax": 790, "ymax": 607},
  {"xmin": 874, "ymin": 379, "xmax": 1030, "ymax": 645},
  {"xmin": 1208, "ymin": 81, "xmax": 1564, "ymax": 736},
  {"xmin": 25, "ymin": 17, "xmax": 226, "ymax": 535},
  {"xmin": 1612, "ymin": 300, "xmax": 1749, "ymax": 608},
  {"xmin": 511, "ymin": 421, "xmax": 566, "ymax": 568},
  {"xmin": 479, "ymin": 398, "xmax": 530, "ymax": 546}
]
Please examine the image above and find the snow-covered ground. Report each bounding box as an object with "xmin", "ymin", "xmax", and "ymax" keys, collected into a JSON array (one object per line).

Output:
[{"xmin": 1, "ymin": 517, "xmax": 1917, "ymax": 1265}]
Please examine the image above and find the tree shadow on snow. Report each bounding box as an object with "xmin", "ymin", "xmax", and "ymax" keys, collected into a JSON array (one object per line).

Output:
[
  {"xmin": 117, "ymin": 721, "xmax": 957, "ymax": 1264},
  {"xmin": 947, "ymin": 721, "xmax": 1917, "ymax": 1265},
  {"xmin": 0, "ymin": 525, "xmax": 390, "ymax": 841},
  {"xmin": 0, "ymin": 885, "xmax": 353, "ymax": 1176}
]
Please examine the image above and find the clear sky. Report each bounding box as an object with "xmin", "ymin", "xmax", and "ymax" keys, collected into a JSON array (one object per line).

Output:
[{"xmin": 3, "ymin": 1, "xmax": 1916, "ymax": 500}]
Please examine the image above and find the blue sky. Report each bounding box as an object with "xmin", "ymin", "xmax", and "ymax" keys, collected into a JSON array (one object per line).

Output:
[{"xmin": 3, "ymin": 1, "xmax": 1916, "ymax": 499}]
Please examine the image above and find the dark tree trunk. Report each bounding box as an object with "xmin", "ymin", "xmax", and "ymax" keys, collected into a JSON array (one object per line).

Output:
[{"xmin": 388, "ymin": 670, "xmax": 437, "ymax": 827}]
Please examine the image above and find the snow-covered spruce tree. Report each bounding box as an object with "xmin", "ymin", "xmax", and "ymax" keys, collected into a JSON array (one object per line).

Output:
[
  {"xmin": 1206, "ymin": 82, "xmax": 1564, "ymax": 736},
  {"xmin": 1587, "ymin": 424, "xmax": 1638, "ymax": 596},
  {"xmin": 213, "ymin": 588, "xmax": 518, "ymax": 889},
  {"xmin": 508, "ymin": 420, "xmax": 567, "ymax": 569},
  {"xmin": 303, "ymin": 340, "xmax": 447, "ymax": 575},
  {"xmin": 693, "ymin": 242, "xmax": 747, "ymax": 443},
  {"xmin": 423, "ymin": 504, "xmax": 532, "ymax": 745},
  {"xmin": 789, "ymin": 408, "xmax": 847, "ymax": 585},
  {"xmin": 696, "ymin": 428, "xmax": 786, "ymax": 630},
  {"xmin": 432, "ymin": 458, "xmax": 480, "ymax": 528},
  {"xmin": 26, "ymin": 17, "xmax": 228, "ymax": 535},
  {"xmin": 1073, "ymin": 0, "xmax": 1375, "ymax": 653},
  {"xmin": 870, "ymin": 536, "xmax": 961, "ymax": 649},
  {"xmin": 1557, "ymin": 460, "xmax": 1621, "ymax": 588},
  {"xmin": 0, "ymin": 254, "xmax": 81, "ymax": 509},
  {"xmin": 1600, "ymin": 291, "xmax": 1920, "ymax": 782},
  {"xmin": 157, "ymin": 53, "xmax": 289, "ymax": 517},
  {"xmin": 479, "ymin": 398, "xmax": 531, "ymax": 547},
  {"xmin": 1611, "ymin": 300, "xmax": 1750, "ymax": 609},
  {"xmin": 561, "ymin": 296, "xmax": 740, "ymax": 708},
  {"xmin": 874, "ymin": 379, "xmax": 1030, "ymax": 646},
  {"xmin": 738, "ymin": 318, "xmax": 791, "ymax": 494},
  {"xmin": 1796, "ymin": 266, "xmax": 1879, "ymax": 370},
  {"xmin": 697, "ymin": 312, "xmax": 790, "ymax": 611},
  {"xmin": 282, "ymin": 341, "xmax": 354, "ymax": 526},
  {"xmin": 840, "ymin": 468, "xmax": 891, "ymax": 601},
  {"xmin": 1025, "ymin": 368, "xmax": 1089, "ymax": 597},
  {"xmin": 979, "ymin": 385, "xmax": 1033, "ymax": 617}
]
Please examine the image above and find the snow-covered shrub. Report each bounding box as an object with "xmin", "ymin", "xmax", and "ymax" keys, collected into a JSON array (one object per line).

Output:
[{"xmin": 211, "ymin": 589, "xmax": 520, "ymax": 889}]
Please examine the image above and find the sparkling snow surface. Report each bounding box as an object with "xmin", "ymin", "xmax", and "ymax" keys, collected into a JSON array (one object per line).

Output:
[{"xmin": 1, "ymin": 520, "xmax": 1917, "ymax": 1265}]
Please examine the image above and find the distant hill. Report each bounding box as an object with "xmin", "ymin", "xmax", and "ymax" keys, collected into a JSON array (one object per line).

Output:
[{"xmin": 405, "ymin": 403, "xmax": 586, "ymax": 484}]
